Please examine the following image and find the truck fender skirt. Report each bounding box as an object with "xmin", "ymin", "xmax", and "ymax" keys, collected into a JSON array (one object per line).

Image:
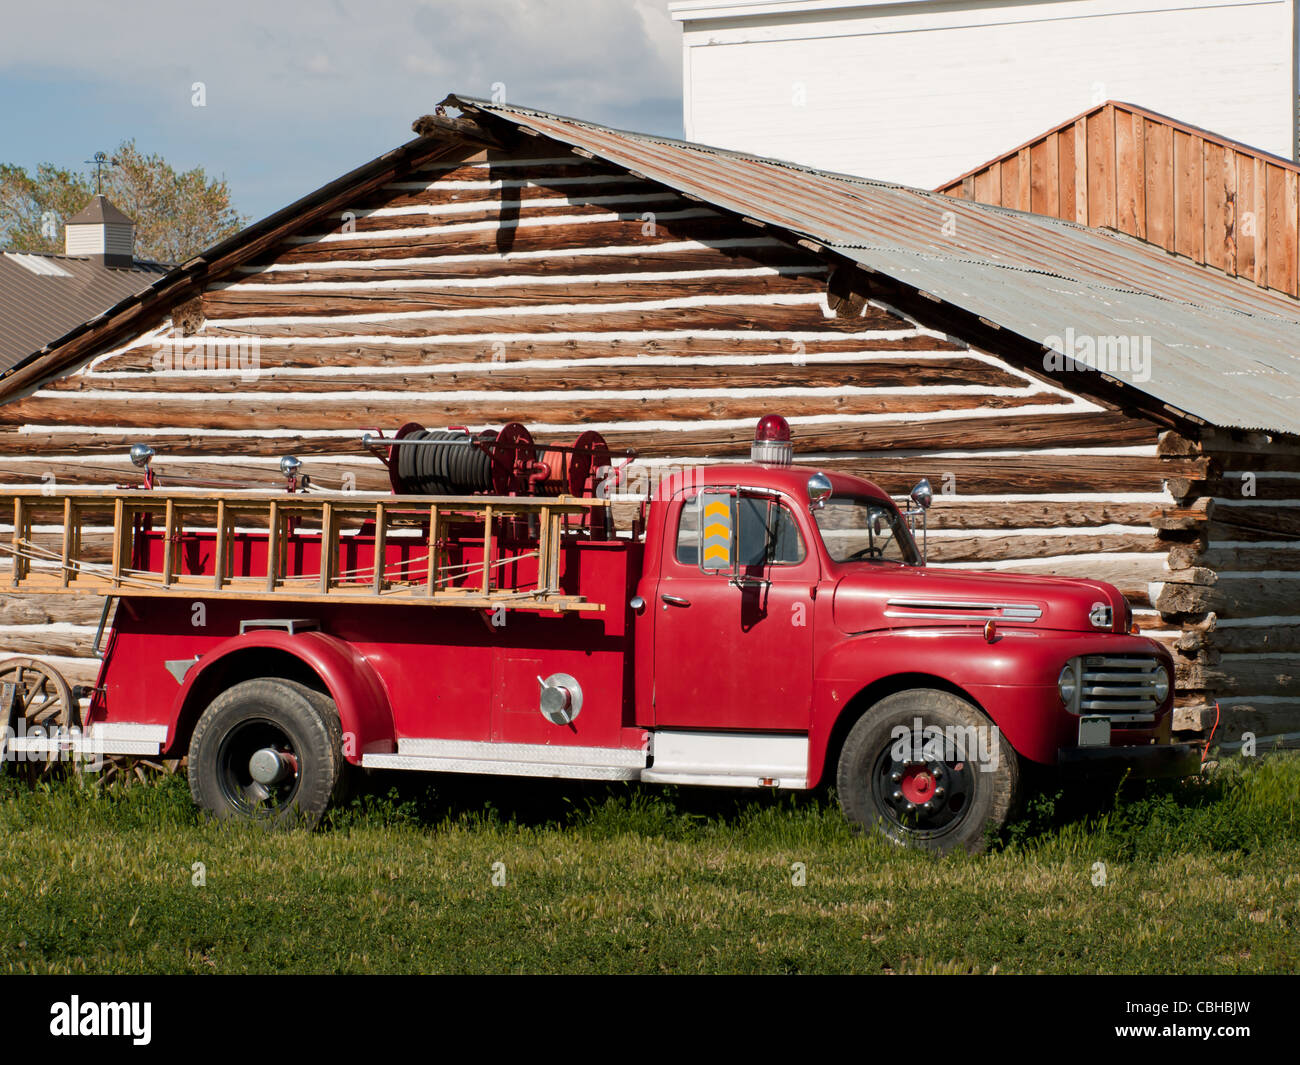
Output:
[{"xmin": 168, "ymin": 630, "xmax": 394, "ymax": 762}]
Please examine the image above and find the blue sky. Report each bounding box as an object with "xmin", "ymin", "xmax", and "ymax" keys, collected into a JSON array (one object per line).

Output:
[{"xmin": 0, "ymin": 1, "xmax": 683, "ymax": 223}]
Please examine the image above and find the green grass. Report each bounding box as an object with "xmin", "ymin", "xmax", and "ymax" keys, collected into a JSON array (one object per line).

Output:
[{"xmin": 1, "ymin": 753, "xmax": 1297, "ymax": 974}]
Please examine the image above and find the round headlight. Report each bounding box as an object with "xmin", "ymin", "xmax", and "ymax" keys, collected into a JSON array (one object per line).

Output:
[
  {"xmin": 1058, "ymin": 662, "xmax": 1077, "ymax": 709},
  {"xmin": 1154, "ymin": 664, "xmax": 1170, "ymax": 703}
]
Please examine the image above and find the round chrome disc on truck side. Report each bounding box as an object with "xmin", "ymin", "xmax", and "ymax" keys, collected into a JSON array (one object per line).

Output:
[
  {"xmin": 187, "ymin": 678, "xmax": 345, "ymax": 829},
  {"xmin": 0, "ymin": 657, "xmax": 78, "ymax": 783},
  {"xmin": 836, "ymin": 688, "xmax": 1020, "ymax": 854}
]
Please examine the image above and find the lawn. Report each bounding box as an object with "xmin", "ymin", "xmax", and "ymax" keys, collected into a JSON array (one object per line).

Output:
[{"xmin": 1, "ymin": 753, "xmax": 1297, "ymax": 974}]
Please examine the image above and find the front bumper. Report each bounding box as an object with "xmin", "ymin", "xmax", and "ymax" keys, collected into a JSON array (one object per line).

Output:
[{"xmin": 1056, "ymin": 742, "xmax": 1201, "ymax": 778}]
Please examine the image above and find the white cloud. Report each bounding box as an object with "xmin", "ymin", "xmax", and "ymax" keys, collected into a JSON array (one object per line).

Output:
[
  {"xmin": 0, "ymin": 0, "xmax": 680, "ymax": 125},
  {"xmin": 0, "ymin": 1, "xmax": 683, "ymax": 215}
]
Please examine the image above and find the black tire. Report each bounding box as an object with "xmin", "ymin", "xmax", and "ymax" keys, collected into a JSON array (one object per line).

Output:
[
  {"xmin": 188, "ymin": 678, "xmax": 344, "ymax": 829},
  {"xmin": 836, "ymin": 688, "xmax": 1020, "ymax": 854}
]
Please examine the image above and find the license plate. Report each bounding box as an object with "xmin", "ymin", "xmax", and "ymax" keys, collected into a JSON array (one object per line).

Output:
[{"xmin": 1078, "ymin": 716, "xmax": 1111, "ymax": 747}]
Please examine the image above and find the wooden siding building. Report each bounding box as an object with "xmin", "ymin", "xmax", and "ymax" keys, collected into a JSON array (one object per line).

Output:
[
  {"xmin": 937, "ymin": 101, "xmax": 1300, "ymax": 300},
  {"xmin": 671, "ymin": 0, "xmax": 1299, "ymax": 191},
  {"xmin": 1, "ymin": 95, "xmax": 1298, "ymax": 748}
]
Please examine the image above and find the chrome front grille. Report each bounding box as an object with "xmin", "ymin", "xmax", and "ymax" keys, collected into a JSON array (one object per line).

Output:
[{"xmin": 1079, "ymin": 655, "xmax": 1162, "ymax": 722}]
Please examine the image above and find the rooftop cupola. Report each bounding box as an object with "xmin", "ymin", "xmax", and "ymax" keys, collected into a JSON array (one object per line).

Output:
[{"xmin": 64, "ymin": 195, "xmax": 135, "ymax": 268}]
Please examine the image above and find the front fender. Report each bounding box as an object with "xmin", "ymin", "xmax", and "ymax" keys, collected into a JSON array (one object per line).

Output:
[
  {"xmin": 168, "ymin": 630, "xmax": 394, "ymax": 763},
  {"xmin": 810, "ymin": 627, "xmax": 1171, "ymax": 783}
]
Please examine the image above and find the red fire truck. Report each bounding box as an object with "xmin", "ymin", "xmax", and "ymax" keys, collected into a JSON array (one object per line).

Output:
[{"xmin": 0, "ymin": 415, "xmax": 1197, "ymax": 852}]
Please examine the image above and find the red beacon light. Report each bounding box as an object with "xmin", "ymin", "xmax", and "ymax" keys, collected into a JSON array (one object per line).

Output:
[{"xmin": 751, "ymin": 414, "xmax": 793, "ymax": 466}]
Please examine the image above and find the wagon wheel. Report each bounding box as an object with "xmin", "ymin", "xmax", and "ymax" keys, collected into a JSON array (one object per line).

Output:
[
  {"xmin": 91, "ymin": 753, "xmax": 183, "ymax": 788},
  {"xmin": 0, "ymin": 658, "xmax": 78, "ymax": 784}
]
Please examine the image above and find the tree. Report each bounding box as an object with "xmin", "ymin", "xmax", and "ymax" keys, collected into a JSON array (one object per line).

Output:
[{"xmin": 0, "ymin": 141, "xmax": 247, "ymax": 264}]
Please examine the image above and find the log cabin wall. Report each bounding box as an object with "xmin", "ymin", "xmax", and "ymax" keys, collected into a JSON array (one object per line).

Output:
[
  {"xmin": 936, "ymin": 101, "xmax": 1300, "ymax": 301},
  {"xmin": 0, "ymin": 137, "xmax": 1273, "ymax": 742},
  {"xmin": 1158, "ymin": 430, "xmax": 1300, "ymax": 745}
]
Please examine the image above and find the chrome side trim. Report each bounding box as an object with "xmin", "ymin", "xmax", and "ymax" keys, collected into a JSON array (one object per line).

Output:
[{"xmin": 884, "ymin": 598, "xmax": 1042, "ymax": 624}]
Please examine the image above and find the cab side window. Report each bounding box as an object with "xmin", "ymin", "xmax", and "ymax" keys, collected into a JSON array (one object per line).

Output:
[{"xmin": 675, "ymin": 494, "xmax": 805, "ymax": 568}]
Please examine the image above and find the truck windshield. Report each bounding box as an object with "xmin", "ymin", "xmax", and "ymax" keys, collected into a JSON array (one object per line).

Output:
[{"xmin": 814, "ymin": 495, "xmax": 920, "ymax": 565}]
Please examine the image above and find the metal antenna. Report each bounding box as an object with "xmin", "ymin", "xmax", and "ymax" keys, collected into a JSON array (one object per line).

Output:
[{"xmin": 85, "ymin": 152, "xmax": 110, "ymax": 194}]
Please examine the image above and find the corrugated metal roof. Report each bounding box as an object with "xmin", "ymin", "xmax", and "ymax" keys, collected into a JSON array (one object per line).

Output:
[
  {"xmin": 451, "ymin": 94, "xmax": 1300, "ymax": 437},
  {"xmin": 0, "ymin": 253, "xmax": 169, "ymax": 372}
]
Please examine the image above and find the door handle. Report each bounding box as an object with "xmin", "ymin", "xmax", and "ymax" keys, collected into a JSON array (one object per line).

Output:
[{"xmin": 660, "ymin": 594, "xmax": 691, "ymax": 608}]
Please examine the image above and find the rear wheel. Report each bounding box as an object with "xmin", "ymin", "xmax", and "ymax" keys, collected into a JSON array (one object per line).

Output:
[
  {"xmin": 836, "ymin": 688, "xmax": 1019, "ymax": 854},
  {"xmin": 188, "ymin": 678, "xmax": 343, "ymax": 829}
]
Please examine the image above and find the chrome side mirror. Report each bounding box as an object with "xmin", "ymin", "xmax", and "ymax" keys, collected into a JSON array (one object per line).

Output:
[
  {"xmin": 807, "ymin": 472, "xmax": 833, "ymax": 510},
  {"xmin": 909, "ymin": 478, "xmax": 932, "ymax": 510}
]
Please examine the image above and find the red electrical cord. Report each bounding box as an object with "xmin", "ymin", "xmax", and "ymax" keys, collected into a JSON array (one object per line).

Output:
[{"xmin": 1202, "ymin": 701, "xmax": 1221, "ymax": 763}]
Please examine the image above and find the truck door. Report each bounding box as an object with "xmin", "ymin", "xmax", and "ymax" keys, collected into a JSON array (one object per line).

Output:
[{"xmin": 652, "ymin": 487, "xmax": 817, "ymax": 732}]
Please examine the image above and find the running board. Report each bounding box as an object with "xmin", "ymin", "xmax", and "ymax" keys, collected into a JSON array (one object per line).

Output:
[
  {"xmin": 360, "ymin": 732, "xmax": 809, "ymax": 789},
  {"xmin": 362, "ymin": 738, "xmax": 646, "ymax": 781},
  {"xmin": 641, "ymin": 731, "xmax": 809, "ymax": 789},
  {"xmin": 4, "ymin": 722, "xmax": 167, "ymax": 758}
]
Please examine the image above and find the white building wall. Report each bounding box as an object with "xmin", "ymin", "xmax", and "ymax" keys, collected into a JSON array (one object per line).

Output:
[{"xmin": 671, "ymin": 0, "xmax": 1299, "ymax": 189}]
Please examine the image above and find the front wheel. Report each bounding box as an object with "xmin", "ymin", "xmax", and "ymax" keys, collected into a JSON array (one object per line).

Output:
[
  {"xmin": 836, "ymin": 689, "xmax": 1019, "ymax": 854},
  {"xmin": 188, "ymin": 678, "xmax": 344, "ymax": 829}
]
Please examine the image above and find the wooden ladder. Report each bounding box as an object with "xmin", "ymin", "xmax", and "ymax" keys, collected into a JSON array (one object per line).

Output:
[{"xmin": 0, "ymin": 488, "xmax": 609, "ymax": 613}]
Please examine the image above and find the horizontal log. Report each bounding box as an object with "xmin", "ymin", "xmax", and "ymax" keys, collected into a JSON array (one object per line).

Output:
[
  {"xmin": 1213, "ymin": 454, "xmax": 1300, "ymax": 472},
  {"xmin": 1178, "ymin": 624, "xmax": 1300, "ymax": 655},
  {"xmin": 274, "ymin": 217, "xmax": 746, "ymax": 262},
  {"xmin": 625, "ymin": 453, "xmax": 1185, "ymax": 497},
  {"xmin": 357, "ymin": 177, "xmax": 656, "ymax": 212},
  {"xmin": 0, "ymin": 593, "xmax": 107, "ymax": 626},
  {"xmin": 0, "ymin": 390, "xmax": 1074, "ymax": 432},
  {"xmin": 234, "ymin": 244, "xmax": 815, "ymax": 284},
  {"xmin": 819, "ymin": 454, "xmax": 1199, "ymax": 496},
  {"xmin": 0, "ymin": 628, "xmax": 96, "ymax": 658},
  {"xmin": 1168, "ymin": 542, "xmax": 1300, "ymax": 572},
  {"xmin": 56, "ymin": 358, "xmax": 1027, "ymax": 396},
  {"xmin": 1183, "ymin": 654, "xmax": 1300, "ymax": 697},
  {"xmin": 200, "ymin": 271, "xmax": 828, "ymax": 318},
  {"xmin": 0, "ymin": 452, "xmax": 1188, "ymax": 503},
  {"xmin": 203, "ymin": 302, "xmax": 909, "ymax": 339},
  {"xmin": 403, "ymin": 161, "xmax": 626, "ymax": 184},
  {"xmin": 1156, "ymin": 576, "xmax": 1300, "ymax": 618},
  {"xmin": 1198, "ymin": 476, "xmax": 1300, "ymax": 501},
  {"xmin": 5, "ymin": 411, "xmax": 1160, "ymax": 460},
  {"xmin": 1197, "ymin": 428, "xmax": 1300, "ymax": 456},
  {"xmin": 926, "ymin": 501, "xmax": 1161, "ymax": 530},
  {"xmin": 1210, "ymin": 702, "xmax": 1300, "ymax": 743},
  {"xmin": 924, "ymin": 532, "xmax": 1159, "ymax": 562},
  {"xmin": 91, "ymin": 332, "xmax": 957, "ymax": 373},
  {"xmin": 1209, "ymin": 504, "xmax": 1300, "ymax": 540},
  {"xmin": 319, "ymin": 195, "xmax": 697, "ymax": 237},
  {"xmin": 0, "ymin": 460, "xmax": 393, "ymax": 494},
  {"xmin": 932, "ymin": 553, "xmax": 1167, "ymax": 590}
]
